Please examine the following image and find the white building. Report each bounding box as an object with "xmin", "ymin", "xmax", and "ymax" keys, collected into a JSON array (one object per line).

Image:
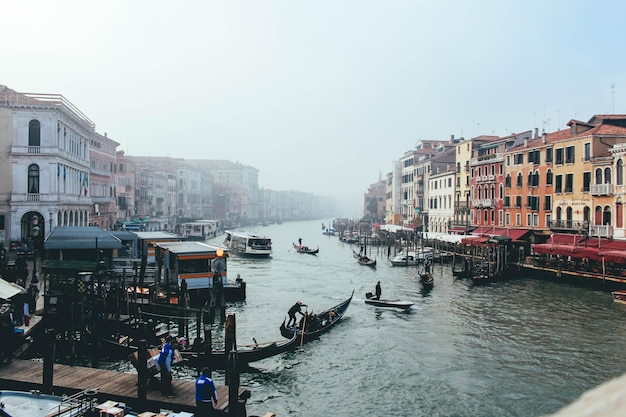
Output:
[
  {"xmin": 0, "ymin": 85, "xmax": 95, "ymax": 247},
  {"xmin": 428, "ymin": 168, "xmax": 456, "ymax": 233}
]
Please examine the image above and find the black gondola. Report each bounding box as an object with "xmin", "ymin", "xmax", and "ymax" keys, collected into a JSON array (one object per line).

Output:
[
  {"xmin": 280, "ymin": 291, "xmax": 354, "ymax": 344},
  {"xmin": 179, "ymin": 332, "xmax": 300, "ymax": 370},
  {"xmin": 292, "ymin": 243, "xmax": 319, "ymax": 255},
  {"xmin": 352, "ymin": 250, "xmax": 376, "ymax": 267}
]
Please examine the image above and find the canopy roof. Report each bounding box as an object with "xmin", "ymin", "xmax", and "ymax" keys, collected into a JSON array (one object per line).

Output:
[
  {"xmin": 44, "ymin": 227, "xmax": 122, "ymax": 250},
  {"xmin": 0, "ymin": 278, "xmax": 26, "ymax": 300}
]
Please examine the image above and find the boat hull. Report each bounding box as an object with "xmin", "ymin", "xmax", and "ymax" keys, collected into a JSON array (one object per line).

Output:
[{"xmin": 364, "ymin": 298, "xmax": 414, "ymax": 309}]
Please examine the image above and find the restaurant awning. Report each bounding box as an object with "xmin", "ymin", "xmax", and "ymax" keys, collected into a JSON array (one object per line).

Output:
[
  {"xmin": 0, "ymin": 278, "xmax": 27, "ymax": 301},
  {"xmin": 461, "ymin": 235, "xmax": 490, "ymax": 245},
  {"xmin": 598, "ymin": 250, "xmax": 626, "ymax": 264}
]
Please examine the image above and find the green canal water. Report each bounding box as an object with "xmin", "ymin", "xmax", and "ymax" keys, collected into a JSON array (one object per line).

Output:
[{"xmin": 99, "ymin": 219, "xmax": 626, "ymax": 417}]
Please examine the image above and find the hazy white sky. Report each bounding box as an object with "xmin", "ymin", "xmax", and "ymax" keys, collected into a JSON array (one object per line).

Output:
[{"xmin": 2, "ymin": 1, "xmax": 624, "ymax": 216}]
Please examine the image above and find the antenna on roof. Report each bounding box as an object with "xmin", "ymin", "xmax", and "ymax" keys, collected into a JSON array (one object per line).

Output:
[{"xmin": 611, "ymin": 83, "xmax": 616, "ymax": 113}]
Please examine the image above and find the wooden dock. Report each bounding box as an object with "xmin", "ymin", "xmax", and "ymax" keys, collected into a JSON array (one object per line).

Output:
[{"xmin": 0, "ymin": 359, "xmax": 249, "ymax": 415}]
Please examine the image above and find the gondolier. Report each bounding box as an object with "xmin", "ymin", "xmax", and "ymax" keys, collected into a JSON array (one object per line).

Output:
[
  {"xmin": 375, "ymin": 281, "xmax": 381, "ymax": 300},
  {"xmin": 287, "ymin": 301, "xmax": 307, "ymax": 327}
]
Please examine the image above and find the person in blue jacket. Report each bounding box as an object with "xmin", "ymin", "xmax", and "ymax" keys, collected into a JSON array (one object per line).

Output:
[
  {"xmin": 158, "ymin": 337, "xmax": 178, "ymax": 397},
  {"xmin": 195, "ymin": 367, "xmax": 218, "ymax": 416}
]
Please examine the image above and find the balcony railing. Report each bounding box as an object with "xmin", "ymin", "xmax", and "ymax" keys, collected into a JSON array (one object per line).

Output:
[
  {"xmin": 548, "ymin": 220, "xmax": 585, "ymax": 230},
  {"xmin": 590, "ymin": 183, "xmax": 614, "ymax": 196},
  {"xmin": 590, "ymin": 224, "xmax": 613, "ymax": 238},
  {"xmin": 472, "ymin": 199, "xmax": 495, "ymax": 208},
  {"xmin": 28, "ymin": 146, "xmax": 41, "ymax": 154},
  {"xmin": 27, "ymin": 193, "xmax": 40, "ymax": 201}
]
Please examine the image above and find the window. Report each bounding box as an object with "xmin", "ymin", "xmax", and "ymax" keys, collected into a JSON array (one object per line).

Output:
[
  {"xmin": 555, "ymin": 175, "xmax": 563, "ymax": 193},
  {"xmin": 28, "ymin": 164, "xmax": 40, "ymax": 194},
  {"xmin": 584, "ymin": 143, "xmax": 591, "ymax": 161},
  {"xmin": 565, "ymin": 146, "xmax": 575, "ymax": 164},
  {"xmin": 544, "ymin": 195, "xmax": 552, "ymax": 211},
  {"xmin": 528, "ymin": 150, "xmax": 540, "ymax": 164},
  {"xmin": 504, "ymin": 196, "xmax": 510, "ymax": 207},
  {"xmin": 565, "ymin": 174, "xmax": 573, "ymax": 193},
  {"xmin": 516, "ymin": 173, "xmax": 522, "ymax": 187},
  {"xmin": 546, "ymin": 148, "xmax": 553, "ymax": 163},
  {"xmin": 514, "ymin": 154, "xmax": 524, "ymax": 165},
  {"xmin": 28, "ymin": 120, "xmax": 41, "ymax": 147},
  {"xmin": 546, "ymin": 169, "xmax": 553, "ymax": 185},
  {"xmin": 505, "ymin": 174, "xmax": 511, "ymax": 188},
  {"xmin": 555, "ymin": 148, "xmax": 564, "ymax": 165},
  {"xmin": 515, "ymin": 195, "xmax": 522, "ymax": 208},
  {"xmin": 583, "ymin": 172, "xmax": 591, "ymax": 192}
]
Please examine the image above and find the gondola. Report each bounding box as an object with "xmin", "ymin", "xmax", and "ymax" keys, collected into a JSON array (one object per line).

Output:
[
  {"xmin": 419, "ymin": 272, "xmax": 434, "ymax": 290},
  {"xmin": 364, "ymin": 292, "xmax": 414, "ymax": 309},
  {"xmin": 293, "ymin": 242, "xmax": 319, "ymax": 255},
  {"xmin": 353, "ymin": 250, "xmax": 376, "ymax": 267},
  {"xmin": 179, "ymin": 332, "xmax": 300, "ymax": 370},
  {"xmin": 280, "ymin": 291, "xmax": 354, "ymax": 344},
  {"xmin": 130, "ymin": 332, "xmax": 300, "ymax": 372}
]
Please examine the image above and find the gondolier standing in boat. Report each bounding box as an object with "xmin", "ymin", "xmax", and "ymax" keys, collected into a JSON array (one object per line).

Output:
[
  {"xmin": 375, "ymin": 281, "xmax": 382, "ymax": 300},
  {"xmin": 195, "ymin": 367, "xmax": 218, "ymax": 416},
  {"xmin": 287, "ymin": 301, "xmax": 307, "ymax": 327},
  {"xmin": 298, "ymin": 237, "xmax": 303, "ymax": 246}
]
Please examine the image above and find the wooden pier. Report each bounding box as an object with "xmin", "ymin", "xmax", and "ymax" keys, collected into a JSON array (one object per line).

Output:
[{"xmin": 0, "ymin": 359, "xmax": 249, "ymax": 415}]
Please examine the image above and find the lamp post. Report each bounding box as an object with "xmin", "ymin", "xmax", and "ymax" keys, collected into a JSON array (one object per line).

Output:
[{"xmin": 31, "ymin": 215, "xmax": 40, "ymax": 284}]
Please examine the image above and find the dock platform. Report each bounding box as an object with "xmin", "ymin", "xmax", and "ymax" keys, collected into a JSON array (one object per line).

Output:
[{"xmin": 0, "ymin": 359, "xmax": 248, "ymax": 415}]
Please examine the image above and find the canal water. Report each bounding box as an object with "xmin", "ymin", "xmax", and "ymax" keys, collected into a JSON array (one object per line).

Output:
[{"xmin": 114, "ymin": 220, "xmax": 626, "ymax": 416}]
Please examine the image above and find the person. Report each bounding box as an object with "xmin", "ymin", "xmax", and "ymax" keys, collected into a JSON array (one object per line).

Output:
[
  {"xmin": 195, "ymin": 367, "xmax": 218, "ymax": 416},
  {"xmin": 287, "ymin": 301, "xmax": 307, "ymax": 327},
  {"xmin": 158, "ymin": 337, "xmax": 179, "ymax": 397},
  {"xmin": 375, "ymin": 281, "xmax": 382, "ymax": 300},
  {"xmin": 298, "ymin": 237, "xmax": 303, "ymax": 246}
]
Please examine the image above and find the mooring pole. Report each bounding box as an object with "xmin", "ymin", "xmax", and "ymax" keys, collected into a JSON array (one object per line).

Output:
[{"xmin": 137, "ymin": 339, "xmax": 148, "ymax": 404}]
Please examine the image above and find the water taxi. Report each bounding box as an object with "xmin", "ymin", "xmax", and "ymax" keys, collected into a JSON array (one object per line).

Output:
[{"xmin": 223, "ymin": 230, "xmax": 272, "ymax": 257}]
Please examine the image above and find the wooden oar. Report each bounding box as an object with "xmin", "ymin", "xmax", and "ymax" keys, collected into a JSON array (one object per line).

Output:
[{"xmin": 300, "ymin": 311, "xmax": 307, "ymax": 346}]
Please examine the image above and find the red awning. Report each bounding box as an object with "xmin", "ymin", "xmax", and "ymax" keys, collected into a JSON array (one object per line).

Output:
[
  {"xmin": 599, "ymin": 250, "xmax": 626, "ymax": 264},
  {"xmin": 550, "ymin": 233, "xmax": 583, "ymax": 245},
  {"xmin": 599, "ymin": 239, "xmax": 626, "ymax": 250},
  {"xmin": 531, "ymin": 243, "xmax": 582, "ymax": 257},
  {"xmin": 461, "ymin": 235, "xmax": 490, "ymax": 245}
]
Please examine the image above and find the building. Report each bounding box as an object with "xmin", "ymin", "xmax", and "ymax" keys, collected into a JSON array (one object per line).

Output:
[
  {"xmin": 0, "ymin": 85, "xmax": 96, "ymax": 248},
  {"xmin": 89, "ymin": 132, "xmax": 119, "ymax": 230}
]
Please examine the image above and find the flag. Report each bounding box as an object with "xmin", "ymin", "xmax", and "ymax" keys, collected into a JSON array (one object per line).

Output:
[{"xmin": 83, "ymin": 173, "xmax": 88, "ymax": 196}]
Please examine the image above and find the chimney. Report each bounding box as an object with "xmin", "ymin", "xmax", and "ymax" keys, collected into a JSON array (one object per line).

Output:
[
  {"xmin": 571, "ymin": 123, "xmax": 577, "ymax": 135},
  {"xmin": 534, "ymin": 128, "xmax": 539, "ymax": 139},
  {"xmin": 451, "ymin": 134, "xmax": 455, "ymax": 141},
  {"xmin": 542, "ymin": 132, "xmax": 547, "ymax": 144},
  {"xmin": 524, "ymin": 138, "xmax": 528, "ymax": 148}
]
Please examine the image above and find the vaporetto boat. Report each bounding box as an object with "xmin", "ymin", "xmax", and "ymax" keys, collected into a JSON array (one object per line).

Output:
[{"xmin": 223, "ymin": 230, "xmax": 272, "ymax": 256}]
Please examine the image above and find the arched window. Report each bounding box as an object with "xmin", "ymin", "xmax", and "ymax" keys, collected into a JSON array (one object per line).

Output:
[
  {"xmin": 584, "ymin": 206, "xmax": 591, "ymax": 223},
  {"xmin": 546, "ymin": 169, "xmax": 553, "ymax": 185},
  {"xmin": 617, "ymin": 159, "xmax": 624, "ymax": 185},
  {"xmin": 604, "ymin": 168, "xmax": 612, "ymax": 184},
  {"xmin": 516, "ymin": 172, "xmax": 522, "ymax": 187},
  {"xmin": 595, "ymin": 168, "xmax": 603, "ymax": 185},
  {"xmin": 28, "ymin": 164, "xmax": 39, "ymax": 194},
  {"xmin": 533, "ymin": 170, "xmax": 540, "ymax": 187},
  {"xmin": 595, "ymin": 206, "xmax": 603, "ymax": 225},
  {"xmin": 28, "ymin": 120, "xmax": 41, "ymax": 147},
  {"xmin": 566, "ymin": 207, "xmax": 573, "ymax": 224},
  {"xmin": 603, "ymin": 205, "xmax": 612, "ymax": 225},
  {"xmin": 556, "ymin": 206, "xmax": 562, "ymax": 222}
]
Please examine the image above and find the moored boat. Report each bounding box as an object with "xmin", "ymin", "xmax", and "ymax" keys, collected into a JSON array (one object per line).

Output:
[
  {"xmin": 224, "ymin": 230, "xmax": 272, "ymax": 257},
  {"xmin": 280, "ymin": 291, "xmax": 354, "ymax": 344},
  {"xmin": 612, "ymin": 290, "xmax": 626, "ymax": 304}
]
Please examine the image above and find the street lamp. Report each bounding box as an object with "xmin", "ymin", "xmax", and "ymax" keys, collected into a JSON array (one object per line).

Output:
[{"xmin": 31, "ymin": 215, "xmax": 40, "ymax": 284}]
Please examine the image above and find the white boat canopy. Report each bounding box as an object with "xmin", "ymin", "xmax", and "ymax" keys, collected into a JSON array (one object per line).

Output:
[{"xmin": 0, "ymin": 278, "xmax": 27, "ymax": 301}]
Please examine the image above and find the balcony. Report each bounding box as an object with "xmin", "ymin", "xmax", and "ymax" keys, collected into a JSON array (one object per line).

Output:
[
  {"xmin": 472, "ymin": 199, "xmax": 495, "ymax": 208},
  {"xmin": 28, "ymin": 146, "xmax": 41, "ymax": 154},
  {"xmin": 548, "ymin": 220, "xmax": 585, "ymax": 231},
  {"xmin": 590, "ymin": 224, "xmax": 613, "ymax": 238},
  {"xmin": 590, "ymin": 183, "xmax": 614, "ymax": 196}
]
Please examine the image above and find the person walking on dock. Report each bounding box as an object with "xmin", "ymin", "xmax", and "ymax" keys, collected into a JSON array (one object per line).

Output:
[
  {"xmin": 159, "ymin": 337, "xmax": 178, "ymax": 397},
  {"xmin": 195, "ymin": 367, "xmax": 218, "ymax": 416}
]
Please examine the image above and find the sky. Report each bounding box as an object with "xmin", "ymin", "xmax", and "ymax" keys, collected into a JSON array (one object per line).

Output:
[{"xmin": 2, "ymin": 0, "xmax": 626, "ymax": 217}]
